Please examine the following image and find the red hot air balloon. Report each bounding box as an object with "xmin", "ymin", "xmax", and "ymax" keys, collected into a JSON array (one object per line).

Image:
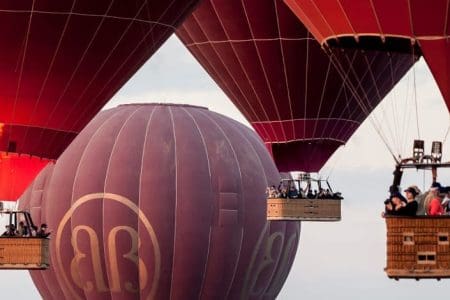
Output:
[
  {"xmin": 284, "ymin": 0, "xmax": 450, "ymax": 111},
  {"xmin": 19, "ymin": 103, "xmax": 300, "ymax": 300},
  {"xmin": 176, "ymin": 0, "xmax": 418, "ymax": 172},
  {"xmin": 0, "ymin": 0, "xmax": 200, "ymax": 200}
]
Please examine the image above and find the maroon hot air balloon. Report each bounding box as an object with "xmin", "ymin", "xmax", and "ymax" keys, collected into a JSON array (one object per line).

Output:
[
  {"xmin": 19, "ymin": 103, "xmax": 300, "ymax": 299},
  {"xmin": 176, "ymin": 0, "xmax": 418, "ymax": 172},
  {"xmin": 0, "ymin": 0, "xmax": 200, "ymax": 200},
  {"xmin": 284, "ymin": 0, "xmax": 450, "ymax": 111}
]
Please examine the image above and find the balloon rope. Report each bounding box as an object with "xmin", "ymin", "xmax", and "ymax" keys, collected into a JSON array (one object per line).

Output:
[
  {"xmin": 443, "ymin": 121, "xmax": 450, "ymax": 144},
  {"xmin": 325, "ymin": 146, "xmax": 344, "ymax": 181},
  {"xmin": 362, "ymin": 51, "xmax": 400, "ymax": 155},
  {"xmin": 412, "ymin": 47, "xmax": 421, "ymax": 140},
  {"xmin": 323, "ymin": 46, "xmax": 399, "ymax": 162}
]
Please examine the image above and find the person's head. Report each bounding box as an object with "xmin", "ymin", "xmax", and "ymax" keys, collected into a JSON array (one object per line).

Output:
[
  {"xmin": 404, "ymin": 186, "xmax": 418, "ymax": 200},
  {"xmin": 430, "ymin": 182, "xmax": 442, "ymax": 194},
  {"xmin": 40, "ymin": 223, "xmax": 48, "ymax": 230},
  {"xmin": 430, "ymin": 187, "xmax": 439, "ymax": 196},
  {"xmin": 18, "ymin": 221, "xmax": 24, "ymax": 227}
]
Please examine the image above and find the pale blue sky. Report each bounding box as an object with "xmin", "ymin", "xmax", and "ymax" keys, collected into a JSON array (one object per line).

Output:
[{"xmin": 5, "ymin": 34, "xmax": 450, "ymax": 299}]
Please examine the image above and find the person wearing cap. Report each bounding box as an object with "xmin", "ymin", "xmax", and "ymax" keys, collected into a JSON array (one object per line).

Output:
[
  {"xmin": 403, "ymin": 186, "xmax": 419, "ymax": 216},
  {"xmin": 425, "ymin": 183, "xmax": 444, "ymax": 216}
]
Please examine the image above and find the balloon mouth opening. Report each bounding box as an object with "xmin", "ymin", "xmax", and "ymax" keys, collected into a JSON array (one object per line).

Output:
[{"xmin": 118, "ymin": 103, "xmax": 209, "ymax": 110}]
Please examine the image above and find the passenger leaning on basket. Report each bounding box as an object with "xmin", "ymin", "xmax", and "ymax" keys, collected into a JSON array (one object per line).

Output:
[
  {"xmin": 384, "ymin": 192, "xmax": 411, "ymax": 216},
  {"xmin": 424, "ymin": 182, "xmax": 444, "ymax": 216}
]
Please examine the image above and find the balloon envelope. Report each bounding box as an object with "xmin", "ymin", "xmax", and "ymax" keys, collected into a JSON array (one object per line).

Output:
[
  {"xmin": 176, "ymin": 0, "xmax": 416, "ymax": 172},
  {"xmin": 284, "ymin": 0, "xmax": 450, "ymax": 110},
  {"xmin": 19, "ymin": 103, "xmax": 300, "ymax": 299},
  {"xmin": 0, "ymin": 0, "xmax": 200, "ymax": 200}
]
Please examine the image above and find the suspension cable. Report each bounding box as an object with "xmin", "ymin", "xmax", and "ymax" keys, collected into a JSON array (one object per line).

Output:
[
  {"xmin": 412, "ymin": 46, "xmax": 421, "ymax": 140},
  {"xmin": 323, "ymin": 46, "xmax": 399, "ymax": 162}
]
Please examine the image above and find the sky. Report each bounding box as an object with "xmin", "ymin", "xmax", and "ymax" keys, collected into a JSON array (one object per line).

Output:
[{"xmin": 3, "ymin": 34, "xmax": 449, "ymax": 299}]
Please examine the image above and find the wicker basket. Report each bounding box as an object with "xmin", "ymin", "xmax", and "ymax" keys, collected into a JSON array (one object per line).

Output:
[
  {"xmin": 267, "ymin": 198, "xmax": 341, "ymax": 221},
  {"xmin": 0, "ymin": 238, "xmax": 49, "ymax": 269},
  {"xmin": 385, "ymin": 216, "xmax": 450, "ymax": 279}
]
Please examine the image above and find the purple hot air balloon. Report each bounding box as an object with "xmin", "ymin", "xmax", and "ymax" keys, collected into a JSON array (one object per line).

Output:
[{"xmin": 19, "ymin": 103, "xmax": 300, "ymax": 299}]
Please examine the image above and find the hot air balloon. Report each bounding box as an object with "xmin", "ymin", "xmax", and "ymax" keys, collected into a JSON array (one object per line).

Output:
[
  {"xmin": 284, "ymin": 0, "xmax": 450, "ymax": 110},
  {"xmin": 0, "ymin": 0, "xmax": 200, "ymax": 201},
  {"xmin": 176, "ymin": 0, "xmax": 418, "ymax": 172},
  {"xmin": 19, "ymin": 103, "xmax": 300, "ymax": 299}
]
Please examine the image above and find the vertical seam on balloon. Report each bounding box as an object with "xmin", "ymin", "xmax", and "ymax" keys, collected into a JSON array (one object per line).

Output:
[
  {"xmin": 445, "ymin": 0, "xmax": 450, "ymax": 37},
  {"xmin": 335, "ymin": 0, "xmax": 358, "ymax": 41},
  {"xmin": 178, "ymin": 27, "xmax": 258, "ymax": 124},
  {"xmin": 311, "ymin": 59, "xmax": 332, "ymax": 139},
  {"xmin": 167, "ymin": 106, "xmax": 178, "ymax": 300},
  {"xmin": 33, "ymin": 0, "xmax": 117, "ymax": 157},
  {"xmin": 38, "ymin": 164, "xmax": 62, "ymax": 300},
  {"xmin": 309, "ymin": 0, "xmax": 339, "ymax": 40},
  {"xmin": 138, "ymin": 105, "xmax": 157, "ymax": 299},
  {"xmin": 64, "ymin": 0, "xmax": 185, "ymax": 131},
  {"xmin": 183, "ymin": 7, "xmax": 270, "ymax": 139},
  {"xmin": 239, "ymin": 0, "xmax": 288, "ymax": 142},
  {"xmin": 216, "ymin": 114, "xmax": 270, "ymax": 298},
  {"xmin": 407, "ymin": 0, "xmax": 415, "ymax": 38},
  {"xmin": 7, "ymin": 0, "xmax": 35, "ymax": 155},
  {"xmin": 369, "ymin": 0, "xmax": 384, "ymax": 40},
  {"xmin": 274, "ymin": 1, "xmax": 295, "ymax": 142},
  {"xmin": 178, "ymin": 21, "xmax": 271, "ymax": 142},
  {"xmin": 207, "ymin": 1, "xmax": 278, "ymax": 141},
  {"xmin": 63, "ymin": 0, "xmax": 150, "ymax": 125},
  {"xmin": 285, "ymin": 0, "xmax": 325, "ymax": 44},
  {"xmin": 197, "ymin": 109, "xmax": 245, "ymax": 299},
  {"xmin": 101, "ymin": 106, "xmax": 143, "ymax": 295},
  {"xmin": 68, "ymin": 108, "xmax": 125, "ymax": 299},
  {"xmin": 22, "ymin": 0, "xmax": 78, "ymax": 153},
  {"xmin": 180, "ymin": 107, "xmax": 213, "ymax": 299}
]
